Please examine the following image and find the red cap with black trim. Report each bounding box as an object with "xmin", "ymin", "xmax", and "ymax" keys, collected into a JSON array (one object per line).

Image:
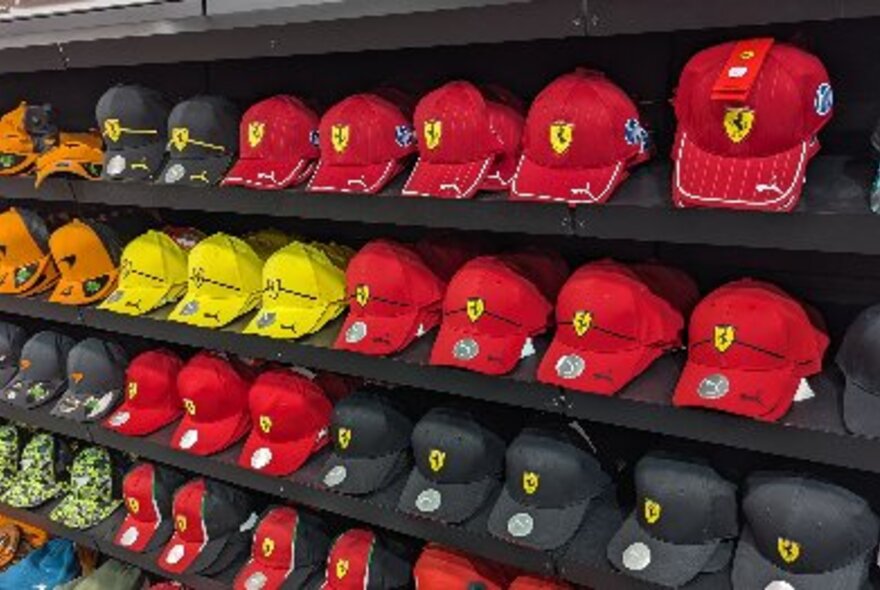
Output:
[
  {"xmin": 511, "ymin": 69, "xmax": 650, "ymax": 205},
  {"xmin": 402, "ymin": 81, "xmax": 524, "ymax": 199},
  {"xmin": 429, "ymin": 256, "xmax": 552, "ymax": 375},
  {"xmin": 114, "ymin": 463, "xmax": 179, "ymax": 553},
  {"xmin": 307, "ymin": 94, "xmax": 415, "ymax": 194},
  {"xmin": 223, "ymin": 95, "xmax": 320, "ymax": 190},
  {"xmin": 321, "ymin": 529, "xmax": 411, "ymax": 590},
  {"xmin": 238, "ymin": 369, "xmax": 332, "ymax": 476},
  {"xmin": 335, "ymin": 240, "xmax": 445, "ymax": 356},
  {"xmin": 170, "ymin": 352, "xmax": 252, "ymax": 456},
  {"xmin": 413, "ymin": 544, "xmax": 512, "ymax": 590},
  {"xmin": 672, "ymin": 39, "xmax": 833, "ymax": 211},
  {"xmin": 103, "ymin": 349, "xmax": 184, "ymax": 436}
]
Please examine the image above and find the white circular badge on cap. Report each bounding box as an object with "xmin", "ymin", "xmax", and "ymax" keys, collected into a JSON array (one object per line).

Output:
[
  {"xmin": 323, "ymin": 465, "xmax": 347, "ymax": 488},
  {"xmin": 698, "ymin": 374, "xmax": 730, "ymax": 400},
  {"xmin": 165, "ymin": 544, "xmax": 186, "ymax": 565},
  {"xmin": 507, "ymin": 513, "xmax": 534, "ymax": 538},
  {"xmin": 415, "ymin": 489, "xmax": 442, "ymax": 513},
  {"xmin": 453, "ymin": 338, "xmax": 479, "ymax": 361},
  {"xmin": 766, "ymin": 582, "xmax": 795, "ymax": 590},
  {"xmin": 555, "ymin": 354, "xmax": 585, "ymax": 380},
  {"xmin": 118, "ymin": 526, "xmax": 139, "ymax": 547},
  {"xmin": 107, "ymin": 411, "xmax": 130, "ymax": 427},
  {"xmin": 106, "ymin": 155, "xmax": 127, "ymax": 177},
  {"xmin": 345, "ymin": 321, "xmax": 367, "ymax": 344},
  {"xmin": 178, "ymin": 429, "xmax": 199, "ymax": 450},
  {"xmin": 164, "ymin": 164, "xmax": 185, "ymax": 184},
  {"xmin": 245, "ymin": 572, "xmax": 268, "ymax": 590},
  {"xmin": 622, "ymin": 542, "xmax": 652, "ymax": 571},
  {"xmin": 250, "ymin": 448, "xmax": 273, "ymax": 470}
]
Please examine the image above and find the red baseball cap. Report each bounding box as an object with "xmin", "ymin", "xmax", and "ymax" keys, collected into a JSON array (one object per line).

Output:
[
  {"xmin": 673, "ymin": 280, "xmax": 828, "ymax": 420},
  {"xmin": 114, "ymin": 463, "xmax": 178, "ymax": 553},
  {"xmin": 402, "ymin": 81, "xmax": 524, "ymax": 199},
  {"xmin": 103, "ymin": 349, "xmax": 184, "ymax": 436},
  {"xmin": 413, "ymin": 544, "xmax": 512, "ymax": 590},
  {"xmin": 430, "ymin": 256, "xmax": 552, "ymax": 375},
  {"xmin": 509, "ymin": 575, "xmax": 574, "ymax": 590},
  {"xmin": 321, "ymin": 529, "xmax": 411, "ymax": 590},
  {"xmin": 170, "ymin": 352, "xmax": 252, "ymax": 455},
  {"xmin": 413, "ymin": 233, "xmax": 483, "ymax": 282},
  {"xmin": 307, "ymin": 94, "xmax": 415, "ymax": 194},
  {"xmin": 672, "ymin": 39, "xmax": 833, "ymax": 211},
  {"xmin": 499, "ymin": 249, "xmax": 570, "ymax": 301},
  {"xmin": 537, "ymin": 260, "xmax": 683, "ymax": 395},
  {"xmin": 222, "ymin": 95, "xmax": 320, "ymax": 190},
  {"xmin": 511, "ymin": 69, "xmax": 650, "ymax": 205},
  {"xmin": 334, "ymin": 240, "xmax": 445, "ymax": 356},
  {"xmin": 238, "ymin": 369, "xmax": 332, "ymax": 476}
]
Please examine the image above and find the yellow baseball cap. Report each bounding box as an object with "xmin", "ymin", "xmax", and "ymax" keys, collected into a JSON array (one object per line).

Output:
[
  {"xmin": 167, "ymin": 233, "xmax": 263, "ymax": 328},
  {"xmin": 243, "ymin": 228, "xmax": 290, "ymax": 260},
  {"xmin": 243, "ymin": 241, "xmax": 347, "ymax": 339},
  {"xmin": 98, "ymin": 230, "xmax": 188, "ymax": 316}
]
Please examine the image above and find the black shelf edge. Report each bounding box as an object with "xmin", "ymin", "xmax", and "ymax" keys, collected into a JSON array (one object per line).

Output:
[{"xmin": 0, "ymin": 177, "xmax": 74, "ymax": 203}]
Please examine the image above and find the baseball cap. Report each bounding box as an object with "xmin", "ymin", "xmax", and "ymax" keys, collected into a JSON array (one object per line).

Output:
[
  {"xmin": 1, "ymin": 433, "xmax": 71, "ymax": 508},
  {"xmin": 244, "ymin": 241, "xmax": 347, "ymax": 339},
  {"xmin": 96, "ymin": 84, "xmax": 171, "ymax": 182},
  {"xmin": 335, "ymin": 240, "xmax": 445, "ymax": 356},
  {"xmin": 1, "ymin": 330, "xmax": 76, "ymax": 408},
  {"xmin": 48, "ymin": 219, "xmax": 121, "ymax": 305},
  {"xmin": 0, "ymin": 522, "xmax": 21, "ymax": 570},
  {"xmin": 836, "ymin": 304, "xmax": 880, "ymax": 438},
  {"xmin": 34, "ymin": 132, "xmax": 103, "ymax": 187},
  {"xmin": 498, "ymin": 249, "xmax": 569, "ymax": 302},
  {"xmin": 170, "ymin": 352, "xmax": 252, "ymax": 455},
  {"xmin": 157, "ymin": 478, "xmax": 257, "ymax": 574},
  {"xmin": 321, "ymin": 529, "xmax": 411, "ymax": 589},
  {"xmin": 672, "ymin": 39, "xmax": 833, "ymax": 211},
  {"xmin": 233, "ymin": 507, "xmax": 330, "ymax": 590},
  {"xmin": 413, "ymin": 544, "xmax": 512, "ymax": 590},
  {"xmin": 0, "ymin": 425, "xmax": 20, "ymax": 490},
  {"xmin": 243, "ymin": 228, "xmax": 291, "ymax": 260},
  {"xmin": 0, "ymin": 322, "xmax": 26, "ymax": 388},
  {"xmin": 307, "ymin": 93, "xmax": 415, "ymax": 194},
  {"xmin": 508, "ymin": 576, "xmax": 573, "ymax": 590},
  {"xmin": 0, "ymin": 208, "xmax": 59, "ymax": 296},
  {"xmin": 114, "ymin": 463, "xmax": 187, "ymax": 553},
  {"xmin": 511, "ymin": 69, "xmax": 650, "ymax": 204},
  {"xmin": 51, "ymin": 338, "xmax": 128, "ymax": 422},
  {"xmin": 413, "ymin": 233, "xmax": 482, "ymax": 282},
  {"xmin": 68, "ymin": 559, "xmax": 145, "ymax": 590},
  {"xmin": 398, "ymin": 407, "xmax": 505, "ymax": 523},
  {"xmin": 487, "ymin": 426, "xmax": 612, "ymax": 550},
  {"xmin": 0, "ymin": 102, "xmax": 51, "ymax": 176},
  {"xmin": 99, "ymin": 230, "xmax": 188, "ymax": 316},
  {"xmin": 631, "ymin": 261, "xmax": 701, "ymax": 317},
  {"xmin": 607, "ymin": 454, "xmax": 738, "ymax": 587},
  {"xmin": 402, "ymin": 80, "xmax": 524, "ymax": 199},
  {"xmin": 0, "ymin": 539, "xmax": 78, "ymax": 590},
  {"xmin": 430, "ymin": 256, "xmax": 552, "ymax": 375},
  {"xmin": 238, "ymin": 369, "xmax": 332, "ymax": 475},
  {"xmin": 319, "ymin": 390, "xmax": 413, "ymax": 495},
  {"xmin": 103, "ymin": 349, "xmax": 184, "ymax": 436},
  {"xmin": 158, "ymin": 96, "xmax": 240, "ymax": 186},
  {"xmin": 673, "ymin": 280, "xmax": 828, "ymax": 421},
  {"xmin": 49, "ymin": 446, "xmax": 123, "ymax": 529},
  {"xmin": 537, "ymin": 261, "xmax": 683, "ymax": 395},
  {"xmin": 223, "ymin": 95, "xmax": 320, "ymax": 190},
  {"xmin": 732, "ymin": 474, "xmax": 879, "ymax": 589},
  {"xmin": 167, "ymin": 232, "xmax": 263, "ymax": 328}
]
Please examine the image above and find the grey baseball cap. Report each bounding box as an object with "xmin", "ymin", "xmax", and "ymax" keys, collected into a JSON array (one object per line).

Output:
[
  {"xmin": 836, "ymin": 304, "xmax": 880, "ymax": 438},
  {"xmin": 1, "ymin": 330, "xmax": 75, "ymax": 408},
  {"xmin": 0, "ymin": 322, "xmax": 26, "ymax": 388},
  {"xmin": 51, "ymin": 338, "xmax": 128, "ymax": 422}
]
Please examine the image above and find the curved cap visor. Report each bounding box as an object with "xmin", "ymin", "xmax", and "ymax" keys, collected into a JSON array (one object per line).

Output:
[
  {"xmin": 222, "ymin": 157, "xmax": 313, "ymax": 190},
  {"xmin": 168, "ymin": 294, "xmax": 257, "ymax": 328},
  {"xmin": 401, "ymin": 156, "xmax": 493, "ymax": 199},
  {"xmin": 158, "ymin": 531, "xmax": 231, "ymax": 575},
  {"xmin": 243, "ymin": 304, "xmax": 331, "ymax": 340},
  {"xmin": 114, "ymin": 512, "xmax": 174, "ymax": 553},
  {"xmin": 51, "ymin": 389, "xmax": 121, "ymax": 422},
  {"xmin": 157, "ymin": 155, "xmax": 233, "ymax": 187},
  {"xmin": 3, "ymin": 376, "xmax": 66, "ymax": 408},
  {"xmin": 170, "ymin": 411, "xmax": 250, "ymax": 456},
  {"xmin": 103, "ymin": 397, "xmax": 182, "ymax": 436},
  {"xmin": 103, "ymin": 142, "xmax": 166, "ymax": 182},
  {"xmin": 398, "ymin": 467, "xmax": 499, "ymax": 523},
  {"xmin": 334, "ymin": 308, "xmax": 425, "ymax": 356},
  {"xmin": 307, "ymin": 159, "xmax": 399, "ymax": 194},
  {"xmin": 49, "ymin": 270, "xmax": 118, "ymax": 306},
  {"xmin": 319, "ymin": 450, "xmax": 407, "ymax": 496},
  {"xmin": 487, "ymin": 486, "xmax": 590, "ymax": 550},
  {"xmin": 238, "ymin": 428, "xmax": 321, "ymax": 476},
  {"xmin": 842, "ymin": 379, "xmax": 880, "ymax": 438},
  {"xmin": 234, "ymin": 557, "xmax": 315, "ymax": 590},
  {"xmin": 0, "ymin": 256, "xmax": 55, "ymax": 296},
  {"xmin": 430, "ymin": 323, "xmax": 529, "ymax": 375},
  {"xmin": 99, "ymin": 284, "xmax": 182, "ymax": 317},
  {"xmin": 50, "ymin": 493, "xmax": 121, "ymax": 529},
  {"xmin": 511, "ymin": 154, "xmax": 628, "ymax": 204},
  {"xmin": 537, "ymin": 338, "xmax": 658, "ymax": 396}
]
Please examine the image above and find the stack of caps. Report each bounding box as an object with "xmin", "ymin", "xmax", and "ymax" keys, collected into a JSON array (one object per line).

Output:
[
  {"xmin": 321, "ymin": 529, "xmax": 411, "ymax": 589},
  {"xmin": 0, "ymin": 102, "xmax": 56, "ymax": 176},
  {"xmin": 0, "ymin": 322, "xmax": 26, "ymax": 388},
  {"xmin": 34, "ymin": 131, "xmax": 103, "ymax": 187},
  {"xmin": 49, "ymin": 446, "xmax": 123, "ymax": 530},
  {"xmin": 0, "ymin": 208, "xmax": 59, "ymax": 296},
  {"xmin": 1, "ymin": 330, "xmax": 75, "ymax": 408},
  {"xmin": 114, "ymin": 463, "xmax": 187, "ymax": 553},
  {"xmin": 48, "ymin": 219, "xmax": 122, "ymax": 305},
  {"xmin": 51, "ymin": 337, "xmax": 128, "ymax": 422},
  {"xmin": 1, "ymin": 433, "xmax": 71, "ymax": 509},
  {"xmin": 103, "ymin": 349, "xmax": 184, "ymax": 436}
]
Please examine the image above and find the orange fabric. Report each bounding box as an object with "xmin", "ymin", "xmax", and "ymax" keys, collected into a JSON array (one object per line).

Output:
[
  {"xmin": 48, "ymin": 219, "xmax": 118, "ymax": 305},
  {"xmin": 0, "ymin": 208, "xmax": 58, "ymax": 295},
  {"xmin": 34, "ymin": 132, "xmax": 103, "ymax": 187},
  {"xmin": 0, "ymin": 103, "xmax": 40, "ymax": 176}
]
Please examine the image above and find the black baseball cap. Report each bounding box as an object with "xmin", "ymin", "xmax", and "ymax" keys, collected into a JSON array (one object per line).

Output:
[
  {"xmin": 836, "ymin": 304, "xmax": 880, "ymax": 437},
  {"xmin": 319, "ymin": 390, "xmax": 413, "ymax": 495},
  {"xmin": 96, "ymin": 84, "xmax": 171, "ymax": 182},
  {"xmin": 732, "ymin": 474, "xmax": 879, "ymax": 590},
  {"xmin": 0, "ymin": 322, "xmax": 26, "ymax": 388},
  {"xmin": 607, "ymin": 454, "xmax": 738, "ymax": 587},
  {"xmin": 1, "ymin": 330, "xmax": 75, "ymax": 408},
  {"xmin": 398, "ymin": 407, "xmax": 505, "ymax": 523},
  {"xmin": 51, "ymin": 337, "xmax": 128, "ymax": 422},
  {"xmin": 157, "ymin": 96, "xmax": 239, "ymax": 187},
  {"xmin": 487, "ymin": 426, "xmax": 611, "ymax": 550}
]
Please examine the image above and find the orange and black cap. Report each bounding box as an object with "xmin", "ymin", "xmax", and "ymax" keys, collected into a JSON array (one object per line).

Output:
[
  {"xmin": 0, "ymin": 208, "xmax": 59, "ymax": 296},
  {"xmin": 48, "ymin": 219, "xmax": 121, "ymax": 305}
]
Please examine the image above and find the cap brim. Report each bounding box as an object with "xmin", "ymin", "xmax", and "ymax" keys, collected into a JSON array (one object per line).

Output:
[
  {"xmin": 307, "ymin": 159, "xmax": 399, "ymax": 194},
  {"xmin": 318, "ymin": 450, "xmax": 408, "ymax": 496},
  {"xmin": 842, "ymin": 378, "xmax": 880, "ymax": 438},
  {"xmin": 673, "ymin": 360, "xmax": 798, "ymax": 421},
  {"xmin": 49, "ymin": 495, "xmax": 122, "ymax": 529},
  {"xmin": 732, "ymin": 527, "xmax": 872, "ymax": 590},
  {"xmin": 98, "ymin": 284, "xmax": 184, "ymax": 316},
  {"xmin": 114, "ymin": 513, "xmax": 174, "ymax": 553},
  {"xmin": 157, "ymin": 155, "xmax": 234, "ymax": 187},
  {"xmin": 2, "ymin": 478, "xmax": 65, "ymax": 508},
  {"xmin": 170, "ymin": 411, "xmax": 250, "ymax": 456},
  {"xmin": 401, "ymin": 156, "xmax": 493, "ymax": 199},
  {"xmin": 103, "ymin": 142, "xmax": 166, "ymax": 182},
  {"xmin": 243, "ymin": 304, "xmax": 338, "ymax": 340},
  {"xmin": 167, "ymin": 294, "xmax": 258, "ymax": 328},
  {"xmin": 0, "ymin": 257, "xmax": 55, "ymax": 295},
  {"xmin": 672, "ymin": 132, "xmax": 811, "ymax": 211},
  {"xmin": 102, "ymin": 399, "xmax": 183, "ymax": 436},
  {"xmin": 487, "ymin": 485, "xmax": 589, "ymax": 550},
  {"xmin": 2, "ymin": 376, "xmax": 66, "ymax": 408},
  {"xmin": 0, "ymin": 366, "xmax": 16, "ymax": 390},
  {"xmin": 49, "ymin": 272, "xmax": 118, "ymax": 305},
  {"xmin": 333, "ymin": 309, "xmax": 425, "ymax": 356},
  {"xmin": 606, "ymin": 512, "xmax": 725, "ymax": 587},
  {"xmin": 50, "ymin": 389, "xmax": 121, "ymax": 422},
  {"xmin": 157, "ymin": 532, "xmax": 231, "ymax": 574},
  {"xmin": 222, "ymin": 157, "xmax": 314, "ymax": 190},
  {"xmin": 510, "ymin": 154, "xmax": 627, "ymax": 204},
  {"xmin": 237, "ymin": 429, "xmax": 322, "ymax": 476},
  {"xmin": 233, "ymin": 557, "xmax": 316, "ymax": 590},
  {"xmin": 537, "ymin": 338, "xmax": 658, "ymax": 396},
  {"xmin": 429, "ymin": 323, "xmax": 528, "ymax": 376},
  {"xmin": 398, "ymin": 467, "xmax": 499, "ymax": 524}
]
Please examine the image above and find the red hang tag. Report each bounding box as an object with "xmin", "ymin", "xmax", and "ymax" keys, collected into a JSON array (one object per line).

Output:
[{"xmin": 711, "ymin": 38, "xmax": 775, "ymax": 102}]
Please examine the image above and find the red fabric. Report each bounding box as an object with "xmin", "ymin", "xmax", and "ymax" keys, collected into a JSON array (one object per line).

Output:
[
  {"xmin": 103, "ymin": 349, "xmax": 184, "ymax": 436},
  {"xmin": 114, "ymin": 464, "xmax": 163, "ymax": 553},
  {"xmin": 233, "ymin": 507, "xmax": 301, "ymax": 590},
  {"xmin": 322, "ymin": 529, "xmax": 375, "ymax": 590},
  {"xmin": 157, "ymin": 480, "xmax": 208, "ymax": 574},
  {"xmin": 413, "ymin": 544, "xmax": 512, "ymax": 590}
]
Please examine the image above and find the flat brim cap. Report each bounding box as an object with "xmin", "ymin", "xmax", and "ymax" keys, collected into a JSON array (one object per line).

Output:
[
  {"xmin": 237, "ymin": 427, "xmax": 321, "ymax": 476},
  {"xmin": 398, "ymin": 467, "xmax": 499, "ymax": 524},
  {"xmin": 49, "ymin": 271, "xmax": 118, "ymax": 306},
  {"xmin": 430, "ymin": 323, "xmax": 530, "ymax": 376},
  {"xmin": 114, "ymin": 512, "xmax": 175, "ymax": 553},
  {"xmin": 234, "ymin": 557, "xmax": 317, "ymax": 590},
  {"xmin": 334, "ymin": 308, "xmax": 427, "ymax": 356},
  {"xmin": 98, "ymin": 284, "xmax": 183, "ymax": 317},
  {"xmin": 102, "ymin": 398, "xmax": 182, "ymax": 437},
  {"xmin": 103, "ymin": 142, "xmax": 166, "ymax": 182},
  {"xmin": 842, "ymin": 379, "xmax": 880, "ymax": 438},
  {"xmin": 167, "ymin": 293, "xmax": 258, "ymax": 329},
  {"xmin": 157, "ymin": 154, "xmax": 234, "ymax": 187},
  {"xmin": 51, "ymin": 389, "xmax": 122, "ymax": 422},
  {"xmin": 487, "ymin": 485, "xmax": 591, "ymax": 550},
  {"xmin": 537, "ymin": 338, "xmax": 659, "ymax": 396},
  {"xmin": 2, "ymin": 375, "xmax": 66, "ymax": 408},
  {"xmin": 510, "ymin": 153, "xmax": 629, "ymax": 204},
  {"xmin": 307, "ymin": 159, "xmax": 399, "ymax": 194},
  {"xmin": 157, "ymin": 530, "xmax": 233, "ymax": 574},
  {"xmin": 170, "ymin": 411, "xmax": 250, "ymax": 456},
  {"xmin": 222, "ymin": 157, "xmax": 314, "ymax": 190},
  {"xmin": 401, "ymin": 156, "xmax": 493, "ymax": 199},
  {"xmin": 319, "ymin": 450, "xmax": 408, "ymax": 496},
  {"xmin": 49, "ymin": 494, "xmax": 122, "ymax": 529},
  {"xmin": 243, "ymin": 303, "xmax": 338, "ymax": 340}
]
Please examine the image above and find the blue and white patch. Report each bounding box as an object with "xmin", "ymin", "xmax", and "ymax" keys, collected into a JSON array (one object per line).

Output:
[
  {"xmin": 814, "ymin": 83, "xmax": 833, "ymax": 116},
  {"xmin": 624, "ymin": 118, "xmax": 650, "ymax": 152},
  {"xmin": 309, "ymin": 130, "xmax": 320, "ymax": 147},
  {"xmin": 395, "ymin": 124, "xmax": 415, "ymax": 148}
]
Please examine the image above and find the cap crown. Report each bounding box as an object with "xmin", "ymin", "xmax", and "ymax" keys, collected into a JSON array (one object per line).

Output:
[
  {"xmin": 96, "ymin": 85, "xmax": 170, "ymax": 149},
  {"xmin": 66, "ymin": 338, "xmax": 127, "ymax": 394},
  {"xmin": 0, "ymin": 208, "xmax": 52, "ymax": 288},
  {"xmin": 118, "ymin": 230, "xmax": 188, "ymax": 292},
  {"xmin": 173, "ymin": 479, "xmax": 254, "ymax": 543},
  {"xmin": 248, "ymin": 369, "xmax": 332, "ymax": 442},
  {"xmin": 497, "ymin": 251, "xmax": 569, "ymax": 302},
  {"xmin": 0, "ymin": 322, "xmax": 26, "ymax": 369},
  {"xmin": 124, "ymin": 349, "xmax": 182, "ymax": 409},
  {"xmin": 238, "ymin": 95, "xmax": 319, "ymax": 161},
  {"xmin": 185, "ymin": 233, "xmax": 263, "ymax": 298},
  {"xmin": 836, "ymin": 303, "xmax": 880, "ymax": 393},
  {"xmin": 68, "ymin": 447, "xmax": 116, "ymax": 505},
  {"xmin": 177, "ymin": 352, "xmax": 250, "ymax": 423},
  {"xmin": 261, "ymin": 242, "xmax": 345, "ymax": 310},
  {"xmin": 167, "ymin": 96, "xmax": 239, "ymax": 158},
  {"xmin": 250, "ymin": 507, "xmax": 297, "ymax": 569},
  {"xmin": 318, "ymin": 94, "xmax": 415, "ymax": 166},
  {"xmin": 0, "ymin": 103, "xmax": 35, "ymax": 154},
  {"xmin": 325, "ymin": 529, "xmax": 372, "ymax": 589},
  {"xmin": 17, "ymin": 330, "xmax": 76, "ymax": 382},
  {"xmin": 331, "ymin": 390, "xmax": 412, "ymax": 458},
  {"xmin": 414, "ymin": 544, "xmax": 511, "ymax": 589},
  {"xmin": 49, "ymin": 219, "xmax": 118, "ymax": 284},
  {"xmin": 122, "ymin": 463, "xmax": 162, "ymax": 524}
]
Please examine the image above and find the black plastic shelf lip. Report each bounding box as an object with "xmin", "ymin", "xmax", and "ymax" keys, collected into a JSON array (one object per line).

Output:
[
  {"xmin": 0, "ymin": 293, "xmax": 82, "ymax": 324},
  {"xmin": 0, "ymin": 177, "xmax": 74, "ymax": 202},
  {"xmin": 0, "ymin": 500, "xmax": 98, "ymax": 550}
]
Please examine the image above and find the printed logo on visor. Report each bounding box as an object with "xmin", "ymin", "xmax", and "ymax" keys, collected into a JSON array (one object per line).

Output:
[
  {"xmin": 14, "ymin": 263, "xmax": 37, "ymax": 288},
  {"xmin": 555, "ymin": 354, "xmax": 585, "ymax": 380},
  {"xmin": 345, "ymin": 321, "xmax": 367, "ymax": 344},
  {"xmin": 453, "ymin": 338, "xmax": 479, "ymax": 361},
  {"xmin": 416, "ymin": 488, "xmax": 442, "ymax": 513},
  {"xmin": 622, "ymin": 542, "xmax": 652, "ymax": 571},
  {"xmin": 507, "ymin": 513, "xmax": 534, "ymax": 538},
  {"xmin": 550, "ymin": 121, "xmax": 574, "ymax": 155}
]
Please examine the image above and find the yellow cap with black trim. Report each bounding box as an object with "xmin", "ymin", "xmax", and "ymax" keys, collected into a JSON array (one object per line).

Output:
[
  {"xmin": 98, "ymin": 230, "xmax": 188, "ymax": 316},
  {"xmin": 34, "ymin": 132, "xmax": 103, "ymax": 187}
]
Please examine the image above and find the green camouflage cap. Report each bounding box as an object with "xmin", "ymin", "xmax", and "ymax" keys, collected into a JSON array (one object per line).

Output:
[
  {"xmin": 1, "ymin": 432, "xmax": 69, "ymax": 508},
  {"xmin": 72, "ymin": 559, "xmax": 145, "ymax": 590},
  {"xmin": 0, "ymin": 424, "xmax": 20, "ymax": 488},
  {"xmin": 50, "ymin": 446, "xmax": 122, "ymax": 529}
]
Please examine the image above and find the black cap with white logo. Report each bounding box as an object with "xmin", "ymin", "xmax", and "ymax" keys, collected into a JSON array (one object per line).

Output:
[
  {"xmin": 732, "ymin": 474, "xmax": 879, "ymax": 590},
  {"xmin": 398, "ymin": 407, "xmax": 505, "ymax": 524},
  {"xmin": 836, "ymin": 304, "xmax": 880, "ymax": 438},
  {"xmin": 607, "ymin": 454, "xmax": 738, "ymax": 588},
  {"xmin": 1, "ymin": 330, "xmax": 75, "ymax": 408},
  {"xmin": 51, "ymin": 337, "xmax": 128, "ymax": 422},
  {"xmin": 487, "ymin": 426, "xmax": 612, "ymax": 550},
  {"xmin": 0, "ymin": 322, "xmax": 26, "ymax": 388}
]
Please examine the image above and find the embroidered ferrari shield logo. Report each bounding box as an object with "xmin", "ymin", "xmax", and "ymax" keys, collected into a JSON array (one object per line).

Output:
[
  {"xmin": 355, "ymin": 284, "xmax": 370, "ymax": 307},
  {"xmin": 127, "ymin": 382, "xmax": 138, "ymax": 400},
  {"xmin": 424, "ymin": 119, "xmax": 442, "ymax": 150},
  {"xmin": 523, "ymin": 471, "xmax": 540, "ymax": 495},
  {"xmin": 262, "ymin": 537, "xmax": 275, "ymax": 557},
  {"xmin": 778, "ymin": 537, "xmax": 800, "ymax": 564},
  {"xmin": 336, "ymin": 559, "xmax": 350, "ymax": 579},
  {"xmin": 248, "ymin": 121, "xmax": 266, "ymax": 148},
  {"xmin": 429, "ymin": 449, "xmax": 446, "ymax": 472},
  {"xmin": 573, "ymin": 311, "xmax": 593, "ymax": 337},
  {"xmin": 175, "ymin": 515, "xmax": 187, "ymax": 533},
  {"xmin": 466, "ymin": 298, "xmax": 485, "ymax": 323},
  {"xmin": 127, "ymin": 497, "xmax": 139, "ymax": 514},
  {"xmin": 549, "ymin": 121, "xmax": 574, "ymax": 155},
  {"xmin": 259, "ymin": 415, "xmax": 272, "ymax": 434},
  {"xmin": 714, "ymin": 325, "xmax": 736, "ymax": 353},
  {"xmin": 644, "ymin": 498, "xmax": 662, "ymax": 525},
  {"xmin": 103, "ymin": 119, "xmax": 122, "ymax": 142},
  {"xmin": 723, "ymin": 107, "xmax": 755, "ymax": 143},
  {"xmin": 171, "ymin": 127, "xmax": 189, "ymax": 151},
  {"xmin": 331, "ymin": 124, "xmax": 350, "ymax": 153},
  {"xmin": 183, "ymin": 399, "xmax": 196, "ymax": 416},
  {"xmin": 338, "ymin": 427, "xmax": 352, "ymax": 450}
]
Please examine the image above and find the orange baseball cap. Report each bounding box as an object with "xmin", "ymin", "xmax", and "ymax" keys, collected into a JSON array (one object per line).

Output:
[
  {"xmin": 34, "ymin": 132, "xmax": 103, "ymax": 187},
  {"xmin": 0, "ymin": 208, "xmax": 58, "ymax": 296},
  {"xmin": 0, "ymin": 103, "xmax": 47, "ymax": 176},
  {"xmin": 48, "ymin": 219, "xmax": 121, "ymax": 305}
]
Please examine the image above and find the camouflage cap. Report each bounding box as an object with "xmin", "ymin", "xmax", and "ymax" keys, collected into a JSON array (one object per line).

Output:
[
  {"xmin": 0, "ymin": 424, "xmax": 20, "ymax": 489},
  {"xmin": 50, "ymin": 446, "xmax": 122, "ymax": 529},
  {"xmin": 2, "ymin": 433, "xmax": 70, "ymax": 508}
]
